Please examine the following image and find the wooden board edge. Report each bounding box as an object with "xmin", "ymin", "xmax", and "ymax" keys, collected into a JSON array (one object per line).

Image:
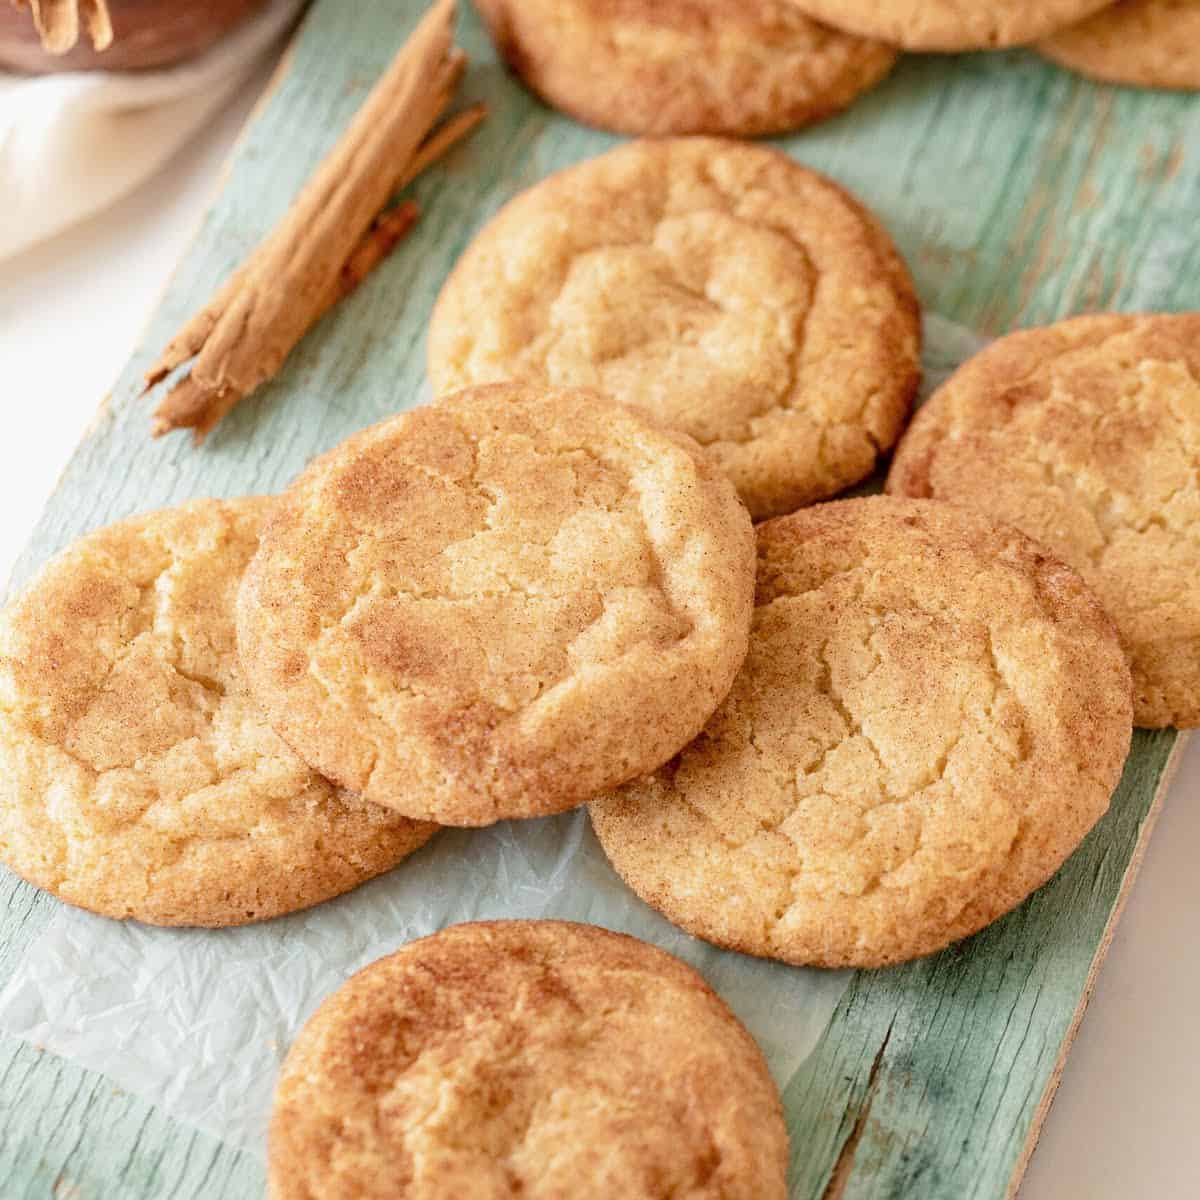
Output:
[{"xmin": 1005, "ymin": 730, "xmax": 1192, "ymax": 1200}]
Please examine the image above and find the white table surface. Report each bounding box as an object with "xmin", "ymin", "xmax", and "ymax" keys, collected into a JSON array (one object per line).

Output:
[{"xmin": 0, "ymin": 68, "xmax": 1197, "ymax": 1200}]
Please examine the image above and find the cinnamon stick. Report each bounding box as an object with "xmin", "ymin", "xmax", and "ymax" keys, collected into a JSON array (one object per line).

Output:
[
  {"xmin": 145, "ymin": 0, "xmax": 483, "ymax": 442},
  {"xmin": 12, "ymin": 0, "xmax": 112, "ymax": 54},
  {"xmin": 149, "ymin": 201, "xmax": 422, "ymax": 438},
  {"xmin": 336, "ymin": 202, "xmax": 422, "ymax": 301},
  {"xmin": 397, "ymin": 103, "xmax": 486, "ymax": 188}
]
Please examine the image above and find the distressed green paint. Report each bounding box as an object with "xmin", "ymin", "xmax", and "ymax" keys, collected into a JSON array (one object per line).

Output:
[
  {"xmin": 784, "ymin": 730, "xmax": 1183, "ymax": 1199},
  {"xmin": 0, "ymin": 1, "xmax": 1196, "ymax": 1195}
]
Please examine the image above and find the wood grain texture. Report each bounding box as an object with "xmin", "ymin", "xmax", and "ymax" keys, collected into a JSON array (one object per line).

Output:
[
  {"xmin": 784, "ymin": 731, "xmax": 1183, "ymax": 1200},
  {"xmin": 1, "ymin": 1, "xmax": 1197, "ymax": 1195}
]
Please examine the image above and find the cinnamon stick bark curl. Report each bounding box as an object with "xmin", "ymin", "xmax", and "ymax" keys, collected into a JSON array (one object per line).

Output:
[{"xmin": 145, "ymin": 0, "xmax": 483, "ymax": 442}]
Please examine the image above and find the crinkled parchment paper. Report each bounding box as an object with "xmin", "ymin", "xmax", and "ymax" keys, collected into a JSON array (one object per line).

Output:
[{"xmin": 0, "ymin": 314, "xmax": 983, "ymax": 1157}]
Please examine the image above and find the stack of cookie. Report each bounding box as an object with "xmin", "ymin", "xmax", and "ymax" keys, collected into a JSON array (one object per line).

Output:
[
  {"xmin": 0, "ymin": 497, "xmax": 440, "ymax": 927},
  {"xmin": 269, "ymin": 136, "xmax": 1191, "ymax": 1191},
  {"xmin": 3, "ymin": 24, "xmax": 1199, "ymax": 1192},
  {"xmin": 474, "ymin": 0, "xmax": 1200, "ymax": 137}
]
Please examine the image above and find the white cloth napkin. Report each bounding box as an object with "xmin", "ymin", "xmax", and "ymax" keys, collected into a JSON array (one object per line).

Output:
[{"xmin": 0, "ymin": 0, "xmax": 304, "ymax": 263}]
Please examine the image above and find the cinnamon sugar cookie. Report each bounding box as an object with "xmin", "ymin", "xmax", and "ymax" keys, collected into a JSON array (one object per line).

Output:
[
  {"xmin": 889, "ymin": 313, "xmax": 1200, "ymax": 728},
  {"xmin": 474, "ymin": 0, "xmax": 897, "ymax": 137},
  {"xmin": 591, "ymin": 498, "xmax": 1132, "ymax": 968},
  {"xmin": 237, "ymin": 385, "xmax": 755, "ymax": 826},
  {"xmin": 1040, "ymin": 1, "xmax": 1200, "ymax": 90},
  {"xmin": 268, "ymin": 920, "xmax": 787, "ymax": 1200},
  {"xmin": 428, "ymin": 138, "xmax": 921, "ymax": 520},
  {"xmin": 0, "ymin": 499, "xmax": 436, "ymax": 927},
  {"xmin": 783, "ymin": 0, "xmax": 1114, "ymax": 50}
]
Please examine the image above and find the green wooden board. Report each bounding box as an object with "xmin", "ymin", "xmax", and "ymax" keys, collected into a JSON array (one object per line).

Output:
[{"xmin": 1, "ymin": 2, "xmax": 1196, "ymax": 1196}]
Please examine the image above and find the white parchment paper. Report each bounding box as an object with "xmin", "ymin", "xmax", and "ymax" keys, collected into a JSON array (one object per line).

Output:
[
  {"xmin": 0, "ymin": 315, "xmax": 984, "ymax": 1158},
  {"xmin": 0, "ymin": 816, "xmax": 849, "ymax": 1153}
]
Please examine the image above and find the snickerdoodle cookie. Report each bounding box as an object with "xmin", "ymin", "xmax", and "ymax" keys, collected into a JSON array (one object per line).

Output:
[
  {"xmin": 888, "ymin": 313, "xmax": 1200, "ymax": 728},
  {"xmin": 0, "ymin": 499, "xmax": 436, "ymax": 927},
  {"xmin": 237, "ymin": 385, "xmax": 755, "ymax": 826},
  {"xmin": 1040, "ymin": 1, "xmax": 1200, "ymax": 90},
  {"xmin": 268, "ymin": 920, "xmax": 788, "ymax": 1200},
  {"xmin": 474, "ymin": 0, "xmax": 897, "ymax": 137},
  {"xmin": 428, "ymin": 138, "xmax": 921, "ymax": 521},
  {"xmin": 591, "ymin": 498, "xmax": 1132, "ymax": 969},
  {"xmin": 783, "ymin": 0, "xmax": 1114, "ymax": 50}
]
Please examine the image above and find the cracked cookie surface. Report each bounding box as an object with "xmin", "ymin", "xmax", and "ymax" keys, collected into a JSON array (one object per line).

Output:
[
  {"xmin": 268, "ymin": 920, "xmax": 787, "ymax": 1200},
  {"xmin": 784, "ymin": 0, "xmax": 1113, "ymax": 50},
  {"xmin": 0, "ymin": 499, "xmax": 437, "ymax": 927},
  {"xmin": 474, "ymin": 0, "xmax": 897, "ymax": 137},
  {"xmin": 888, "ymin": 313, "xmax": 1200, "ymax": 727},
  {"xmin": 237, "ymin": 385, "xmax": 756, "ymax": 826},
  {"xmin": 590, "ymin": 498, "xmax": 1132, "ymax": 968},
  {"xmin": 1039, "ymin": 0, "xmax": 1200, "ymax": 90},
  {"xmin": 427, "ymin": 138, "xmax": 921, "ymax": 521}
]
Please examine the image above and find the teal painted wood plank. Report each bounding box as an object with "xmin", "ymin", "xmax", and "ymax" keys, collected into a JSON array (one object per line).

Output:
[
  {"xmin": 0, "ymin": 1037, "xmax": 263, "ymax": 1198},
  {"xmin": 1, "ymin": 1, "xmax": 1197, "ymax": 1195},
  {"xmin": 784, "ymin": 731, "xmax": 1184, "ymax": 1199}
]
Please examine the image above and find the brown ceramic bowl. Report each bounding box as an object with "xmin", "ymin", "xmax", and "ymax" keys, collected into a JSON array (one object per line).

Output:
[{"xmin": 0, "ymin": 0, "xmax": 270, "ymax": 73}]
